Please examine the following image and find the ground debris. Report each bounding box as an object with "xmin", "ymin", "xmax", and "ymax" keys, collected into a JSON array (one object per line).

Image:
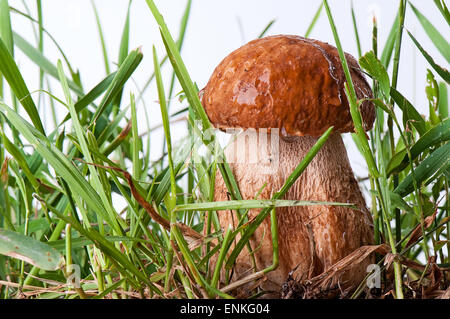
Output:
[{"xmin": 281, "ymin": 248, "xmax": 450, "ymax": 299}]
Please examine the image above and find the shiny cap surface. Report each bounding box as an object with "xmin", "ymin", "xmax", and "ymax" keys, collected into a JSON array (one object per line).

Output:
[{"xmin": 201, "ymin": 35, "xmax": 375, "ymax": 136}]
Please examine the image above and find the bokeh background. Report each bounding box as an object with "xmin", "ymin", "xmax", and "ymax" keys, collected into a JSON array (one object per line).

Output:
[{"xmin": 8, "ymin": 0, "xmax": 449, "ymax": 203}]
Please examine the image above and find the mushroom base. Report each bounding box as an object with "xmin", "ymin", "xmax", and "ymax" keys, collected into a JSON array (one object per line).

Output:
[{"xmin": 212, "ymin": 131, "xmax": 374, "ymax": 298}]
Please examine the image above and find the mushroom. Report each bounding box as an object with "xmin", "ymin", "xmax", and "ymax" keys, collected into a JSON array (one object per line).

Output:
[{"xmin": 200, "ymin": 35, "xmax": 375, "ymax": 297}]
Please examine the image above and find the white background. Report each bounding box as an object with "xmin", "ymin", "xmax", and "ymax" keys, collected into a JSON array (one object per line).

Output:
[{"xmin": 7, "ymin": 0, "xmax": 449, "ymax": 203}]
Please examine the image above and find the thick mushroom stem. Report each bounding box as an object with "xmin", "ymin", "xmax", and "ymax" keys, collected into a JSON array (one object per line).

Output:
[{"xmin": 213, "ymin": 130, "xmax": 374, "ymax": 296}]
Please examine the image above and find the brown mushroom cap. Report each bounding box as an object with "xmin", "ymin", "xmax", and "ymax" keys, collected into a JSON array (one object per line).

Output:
[{"xmin": 201, "ymin": 35, "xmax": 375, "ymax": 136}]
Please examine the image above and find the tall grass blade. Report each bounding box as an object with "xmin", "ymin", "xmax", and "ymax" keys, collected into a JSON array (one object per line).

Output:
[
  {"xmin": 9, "ymin": 7, "xmax": 78, "ymax": 79},
  {"xmin": 145, "ymin": 0, "xmax": 209, "ymax": 129},
  {"xmin": 113, "ymin": 0, "xmax": 132, "ymax": 109},
  {"xmin": 0, "ymin": 131, "xmax": 39, "ymax": 189},
  {"xmin": 13, "ymin": 32, "xmax": 83, "ymax": 96},
  {"xmin": 258, "ymin": 19, "xmax": 276, "ymax": 38},
  {"xmin": 46, "ymin": 206, "xmax": 160, "ymax": 292},
  {"xmin": 60, "ymin": 72, "xmax": 116, "ymax": 125},
  {"xmin": 153, "ymin": 46, "xmax": 176, "ymax": 199},
  {"xmin": 433, "ymin": 0, "xmax": 450, "ymax": 25},
  {"xmin": 407, "ymin": 30, "xmax": 450, "ymax": 84},
  {"xmin": 381, "ymin": 11, "xmax": 399, "ymax": 68},
  {"xmin": 387, "ymin": 118, "xmax": 450, "ymax": 175},
  {"xmin": 145, "ymin": 0, "xmax": 245, "ymax": 210},
  {"xmin": 118, "ymin": 1, "xmax": 131, "ymax": 65},
  {"xmin": 176, "ymin": 199, "xmax": 354, "ymax": 212},
  {"xmin": 390, "ymin": 87, "xmax": 427, "ymax": 135},
  {"xmin": 0, "ymin": 38, "xmax": 45, "ymax": 134},
  {"xmin": 351, "ymin": 1, "xmax": 362, "ymax": 57},
  {"xmin": 304, "ymin": 2, "xmax": 323, "ymax": 37},
  {"xmin": 176, "ymin": 0, "xmax": 192, "ymax": 51},
  {"xmin": 322, "ymin": 0, "xmax": 404, "ymax": 298},
  {"xmin": 394, "ymin": 142, "xmax": 450, "ymax": 197},
  {"xmin": 0, "ymin": 0, "xmax": 13, "ymax": 54},
  {"xmin": 438, "ymin": 82, "xmax": 448, "ymax": 118},
  {"xmin": 36, "ymin": 0, "xmax": 44, "ymax": 107},
  {"xmin": 409, "ymin": 2, "xmax": 450, "ymax": 63},
  {"xmin": 0, "ymin": 102, "xmax": 115, "ymax": 229},
  {"xmin": 57, "ymin": 59, "xmax": 124, "ymax": 233},
  {"xmin": 91, "ymin": 48, "xmax": 143, "ymax": 125},
  {"xmin": 91, "ymin": 0, "xmax": 110, "ymax": 75}
]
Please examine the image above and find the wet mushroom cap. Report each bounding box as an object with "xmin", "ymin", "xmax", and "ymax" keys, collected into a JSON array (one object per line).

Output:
[{"xmin": 201, "ymin": 35, "xmax": 375, "ymax": 136}]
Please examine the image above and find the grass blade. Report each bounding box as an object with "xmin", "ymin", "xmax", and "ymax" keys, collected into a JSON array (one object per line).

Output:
[
  {"xmin": 438, "ymin": 81, "xmax": 448, "ymax": 119},
  {"xmin": 407, "ymin": 30, "xmax": 450, "ymax": 84},
  {"xmin": 175, "ymin": 199, "xmax": 354, "ymax": 212},
  {"xmin": 145, "ymin": 0, "xmax": 210, "ymax": 130},
  {"xmin": 304, "ymin": 2, "xmax": 323, "ymax": 37},
  {"xmin": 13, "ymin": 32, "xmax": 83, "ymax": 96},
  {"xmin": 323, "ymin": 0, "xmax": 404, "ymax": 298},
  {"xmin": 46, "ymin": 205, "xmax": 159, "ymax": 292},
  {"xmin": 258, "ymin": 19, "xmax": 276, "ymax": 38},
  {"xmin": 176, "ymin": 0, "xmax": 192, "ymax": 51},
  {"xmin": 0, "ymin": 102, "xmax": 116, "ymax": 230},
  {"xmin": 351, "ymin": 1, "xmax": 362, "ymax": 57},
  {"xmin": 10, "ymin": 6, "xmax": 78, "ymax": 79},
  {"xmin": 409, "ymin": 2, "xmax": 450, "ymax": 63},
  {"xmin": 118, "ymin": 1, "xmax": 131, "ymax": 65},
  {"xmin": 359, "ymin": 51, "xmax": 390, "ymax": 99},
  {"xmin": 145, "ymin": 0, "xmax": 245, "ymax": 211},
  {"xmin": 0, "ymin": 0, "xmax": 13, "ymax": 54},
  {"xmin": 390, "ymin": 87, "xmax": 427, "ymax": 135},
  {"xmin": 91, "ymin": 48, "xmax": 143, "ymax": 125},
  {"xmin": 36, "ymin": 0, "xmax": 44, "ymax": 109},
  {"xmin": 433, "ymin": 0, "xmax": 450, "ymax": 25},
  {"xmin": 112, "ymin": 0, "xmax": 132, "ymax": 110},
  {"xmin": 381, "ymin": 10, "xmax": 399, "ymax": 68},
  {"xmin": 0, "ymin": 37, "xmax": 45, "ymax": 134},
  {"xmin": 91, "ymin": 0, "xmax": 110, "ymax": 75},
  {"xmin": 0, "ymin": 131, "xmax": 39, "ymax": 189},
  {"xmin": 153, "ymin": 46, "xmax": 176, "ymax": 200},
  {"xmin": 57, "ymin": 60, "xmax": 124, "ymax": 234},
  {"xmin": 60, "ymin": 72, "xmax": 116, "ymax": 125},
  {"xmin": 0, "ymin": 228, "xmax": 64, "ymax": 271},
  {"xmin": 394, "ymin": 142, "xmax": 450, "ymax": 197},
  {"xmin": 387, "ymin": 118, "xmax": 450, "ymax": 175}
]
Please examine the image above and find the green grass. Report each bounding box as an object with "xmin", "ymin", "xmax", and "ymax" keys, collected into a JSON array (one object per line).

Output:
[{"xmin": 0, "ymin": 0, "xmax": 448, "ymax": 299}]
